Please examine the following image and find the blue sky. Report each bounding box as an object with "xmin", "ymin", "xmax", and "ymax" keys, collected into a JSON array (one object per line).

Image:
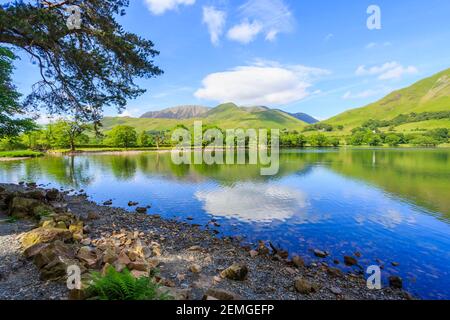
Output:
[{"xmin": 6, "ymin": 0, "xmax": 450, "ymax": 120}]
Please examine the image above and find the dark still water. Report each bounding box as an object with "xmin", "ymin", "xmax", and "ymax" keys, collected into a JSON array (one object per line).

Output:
[{"xmin": 1, "ymin": 149, "xmax": 450, "ymax": 299}]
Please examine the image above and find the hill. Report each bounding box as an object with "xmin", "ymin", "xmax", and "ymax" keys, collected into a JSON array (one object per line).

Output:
[
  {"xmin": 288, "ymin": 112, "xmax": 319, "ymax": 124},
  {"xmin": 102, "ymin": 103, "xmax": 308, "ymax": 132},
  {"xmin": 327, "ymin": 68, "xmax": 450, "ymax": 130},
  {"xmin": 140, "ymin": 105, "xmax": 210, "ymax": 119}
]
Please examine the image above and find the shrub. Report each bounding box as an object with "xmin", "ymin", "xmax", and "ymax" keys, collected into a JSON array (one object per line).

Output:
[
  {"xmin": 410, "ymin": 136, "xmax": 439, "ymax": 147},
  {"xmin": 87, "ymin": 266, "xmax": 172, "ymax": 300},
  {"xmin": 385, "ymin": 134, "xmax": 401, "ymax": 147}
]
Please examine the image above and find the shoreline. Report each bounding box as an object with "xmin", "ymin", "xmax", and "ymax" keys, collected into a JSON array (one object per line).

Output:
[{"xmin": 0, "ymin": 183, "xmax": 411, "ymax": 300}]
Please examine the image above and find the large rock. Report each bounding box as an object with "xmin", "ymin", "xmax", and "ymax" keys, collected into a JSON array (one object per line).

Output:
[
  {"xmin": 77, "ymin": 246, "xmax": 101, "ymax": 269},
  {"xmin": 292, "ymin": 255, "xmax": 305, "ymax": 268},
  {"xmin": 344, "ymin": 256, "xmax": 358, "ymax": 266},
  {"xmin": 33, "ymin": 240, "xmax": 76, "ymax": 269},
  {"xmin": 8, "ymin": 197, "xmax": 41, "ymax": 218},
  {"xmin": 40, "ymin": 256, "xmax": 83, "ymax": 281},
  {"xmin": 204, "ymin": 289, "xmax": 241, "ymax": 300},
  {"xmin": 21, "ymin": 227, "xmax": 72, "ymax": 249},
  {"xmin": 389, "ymin": 276, "xmax": 403, "ymax": 289},
  {"xmin": 45, "ymin": 188, "xmax": 61, "ymax": 201},
  {"xmin": 220, "ymin": 264, "xmax": 248, "ymax": 281},
  {"xmin": 294, "ymin": 277, "xmax": 318, "ymax": 294}
]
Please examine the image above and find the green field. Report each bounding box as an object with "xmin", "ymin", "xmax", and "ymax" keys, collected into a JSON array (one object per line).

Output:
[
  {"xmin": 0, "ymin": 150, "xmax": 43, "ymax": 158},
  {"xmin": 327, "ymin": 68, "xmax": 450, "ymax": 131}
]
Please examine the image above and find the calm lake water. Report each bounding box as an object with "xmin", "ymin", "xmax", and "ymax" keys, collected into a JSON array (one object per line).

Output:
[{"xmin": 1, "ymin": 148, "xmax": 450, "ymax": 299}]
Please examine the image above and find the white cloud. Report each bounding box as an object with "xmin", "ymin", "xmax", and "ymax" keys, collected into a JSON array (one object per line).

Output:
[
  {"xmin": 227, "ymin": 0, "xmax": 294, "ymax": 44},
  {"xmin": 365, "ymin": 42, "xmax": 392, "ymax": 49},
  {"xmin": 355, "ymin": 61, "xmax": 418, "ymax": 80},
  {"xmin": 144, "ymin": 0, "xmax": 195, "ymax": 15},
  {"xmin": 227, "ymin": 20, "xmax": 263, "ymax": 44},
  {"xmin": 324, "ymin": 33, "xmax": 334, "ymax": 42},
  {"xmin": 195, "ymin": 183, "xmax": 308, "ymax": 223},
  {"xmin": 202, "ymin": 6, "xmax": 227, "ymax": 46},
  {"xmin": 195, "ymin": 60, "xmax": 329, "ymax": 106}
]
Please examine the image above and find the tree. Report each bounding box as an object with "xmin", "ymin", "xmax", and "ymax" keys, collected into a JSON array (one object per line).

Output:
[
  {"xmin": 51, "ymin": 120, "xmax": 89, "ymax": 151},
  {"xmin": 138, "ymin": 131, "xmax": 151, "ymax": 147},
  {"xmin": 330, "ymin": 137, "xmax": 340, "ymax": 147},
  {"xmin": 309, "ymin": 134, "xmax": 329, "ymax": 147},
  {"xmin": 107, "ymin": 125, "xmax": 137, "ymax": 148},
  {"xmin": 0, "ymin": 1, "xmax": 163, "ymax": 126},
  {"xmin": 385, "ymin": 134, "xmax": 401, "ymax": 147},
  {"xmin": 0, "ymin": 47, "xmax": 36, "ymax": 138}
]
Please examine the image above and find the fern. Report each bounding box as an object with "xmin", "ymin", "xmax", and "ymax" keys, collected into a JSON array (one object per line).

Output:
[{"xmin": 87, "ymin": 266, "xmax": 172, "ymax": 300}]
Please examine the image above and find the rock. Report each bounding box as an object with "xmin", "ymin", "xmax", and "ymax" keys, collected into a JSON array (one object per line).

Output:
[
  {"xmin": 41, "ymin": 220, "xmax": 57, "ymax": 229},
  {"xmin": 40, "ymin": 256, "xmax": 82, "ymax": 281},
  {"xmin": 344, "ymin": 256, "xmax": 358, "ymax": 266},
  {"xmin": 204, "ymin": 289, "xmax": 240, "ymax": 301},
  {"xmin": 8, "ymin": 197, "xmax": 41, "ymax": 218},
  {"xmin": 128, "ymin": 201, "xmax": 139, "ymax": 207},
  {"xmin": 103, "ymin": 248, "xmax": 118, "ymax": 264},
  {"xmin": 389, "ymin": 276, "xmax": 403, "ymax": 289},
  {"xmin": 103, "ymin": 200, "xmax": 113, "ymax": 206},
  {"xmin": 285, "ymin": 267, "xmax": 297, "ymax": 275},
  {"xmin": 128, "ymin": 259, "xmax": 149, "ymax": 272},
  {"xmin": 327, "ymin": 267, "xmax": 343, "ymax": 278},
  {"xmin": 220, "ymin": 264, "xmax": 248, "ymax": 281},
  {"xmin": 294, "ymin": 277, "xmax": 317, "ymax": 294},
  {"xmin": 355, "ymin": 252, "xmax": 362, "ymax": 258},
  {"xmin": 25, "ymin": 190, "xmax": 46, "ymax": 200},
  {"xmin": 313, "ymin": 249, "xmax": 328, "ymax": 258},
  {"xmin": 45, "ymin": 188, "xmax": 61, "ymax": 201},
  {"xmin": 24, "ymin": 243, "xmax": 50, "ymax": 259},
  {"xmin": 189, "ymin": 264, "xmax": 202, "ymax": 273},
  {"xmin": 257, "ymin": 241, "xmax": 270, "ymax": 255},
  {"xmin": 87, "ymin": 211, "xmax": 100, "ymax": 220},
  {"xmin": 292, "ymin": 255, "xmax": 305, "ymax": 268},
  {"xmin": 158, "ymin": 287, "xmax": 189, "ymax": 300},
  {"xmin": 55, "ymin": 221, "xmax": 67, "ymax": 229},
  {"xmin": 117, "ymin": 252, "xmax": 131, "ymax": 265},
  {"xmin": 187, "ymin": 245, "xmax": 203, "ymax": 252},
  {"xmin": 20, "ymin": 227, "xmax": 72, "ymax": 249},
  {"xmin": 131, "ymin": 270, "xmax": 148, "ymax": 278},
  {"xmin": 249, "ymin": 250, "xmax": 259, "ymax": 258},
  {"xmin": 391, "ymin": 262, "xmax": 400, "ymax": 267},
  {"xmin": 77, "ymin": 246, "xmax": 100, "ymax": 268},
  {"xmin": 330, "ymin": 286, "xmax": 342, "ymax": 295},
  {"xmin": 33, "ymin": 240, "xmax": 76, "ymax": 269},
  {"xmin": 136, "ymin": 207, "xmax": 147, "ymax": 214}
]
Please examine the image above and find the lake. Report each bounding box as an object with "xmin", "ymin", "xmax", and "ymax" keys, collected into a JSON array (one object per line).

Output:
[{"xmin": 1, "ymin": 148, "xmax": 449, "ymax": 299}]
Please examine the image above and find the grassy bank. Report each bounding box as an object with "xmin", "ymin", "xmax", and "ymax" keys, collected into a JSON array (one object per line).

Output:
[{"xmin": 0, "ymin": 150, "xmax": 44, "ymax": 158}]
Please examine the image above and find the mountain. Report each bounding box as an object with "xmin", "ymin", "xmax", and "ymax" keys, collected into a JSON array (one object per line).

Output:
[
  {"xmin": 288, "ymin": 112, "xmax": 319, "ymax": 124},
  {"xmin": 102, "ymin": 103, "xmax": 308, "ymax": 132},
  {"xmin": 327, "ymin": 68, "xmax": 450, "ymax": 130},
  {"xmin": 140, "ymin": 105, "xmax": 210, "ymax": 119}
]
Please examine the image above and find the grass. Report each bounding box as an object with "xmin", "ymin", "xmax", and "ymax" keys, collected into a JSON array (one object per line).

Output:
[
  {"xmin": 49, "ymin": 147, "xmax": 173, "ymax": 153},
  {"xmin": 0, "ymin": 150, "xmax": 44, "ymax": 158},
  {"xmin": 326, "ymin": 68, "xmax": 450, "ymax": 130}
]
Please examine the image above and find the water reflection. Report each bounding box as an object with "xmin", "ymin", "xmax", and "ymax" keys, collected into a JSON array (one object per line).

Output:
[{"xmin": 195, "ymin": 183, "xmax": 308, "ymax": 223}]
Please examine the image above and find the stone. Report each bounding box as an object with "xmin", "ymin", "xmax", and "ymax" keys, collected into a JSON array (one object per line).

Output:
[
  {"xmin": 24, "ymin": 243, "xmax": 50, "ymax": 259},
  {"xmin": 41, "ymin": 220, "xmax": 57, "ymax": 229},
  {"xmin": 25, "ymin": 190, "xmax": 46, "ymax": 200},
  {"xmin": 117, "ymin": 252, "xmax": 131, "ymax": 265},
  {"xmin": 136, "ymin": 207, "xmax": 147, "ymax": 214},
  {"xmin": 9, "ymin": 197, "xmax": 41, "ymax": 218},
  {"xmin": 327, "ymin": 267, "xmax": 343, "ymax": 278},
  {"xmin": 220, "ymin": 264, "xmax": 248, "ymax": 281},
  {"xmin": 313, "ymin": 249, "xmax": 328, "ymax": 258},
  {"xmin": 187, "ymin": 245, "xmax": 203, "ymax": 252},
  {"xmin": 330, "ymin": 286, "xmax": 342, "ymax": 295},
  {"xmin": 56, "ymin": 221, "xmax": 67, "ymax": 229},
  {"xmin": 204, "ymin": 288, "xmax": 240, "ymax": 301},
  {"xmin": 77, "ymin": 246, "xmax": 100, "ymax": 268},
  {"xmin": 87, "ymin": 211, "xmax": 100, "ymax": 220},
  {"xmin": 249, "ymin": 250, "xmax": 259, "ymax": 258},
  {"xmin": 128, "ymin": 259, "xmax": 149, "ymax": 272},
  {"xmin": 45, "ymin": 189, "xmax": 61, "ymax": 201},
  {"xmin": 20, "ymin": 227, "xmax": 72, "ymax": 249},
  {"xmin": 189, "ymin": 264, "xmax": 202, "ymax": 273},
  {"xmin": 294, "ymin": 277, "xmax": 317, "ymax": 294},
  {"xmin": 292, "ymin": 255, "xmax": 305, "ymax": 268},
  {"xmin": 344, "ymin": 256, "xmax": 358, "ymax": 266},
  {"xmin": 389, "ymin": 276, "xmax": 403, "ymax": 289},
  {"xmin": 33, "ymin": 240, "xmax": 76, "ymax": 269},
  {"xmin": 285, "ymin": 267, "xmax": 297, "ymax": 275},
  {"xmin": 103, "ymin": 248, "xmax": 118, "ymax": 264},
  {"xmin": 128, "ymin": 201, "xmax": 139, "ymax": 207},
  {"xmin": 103, "ymin": 200, "xmax": 113, "ymax": 206},
  {"xmin": 40, "ymin": 256, "xmax": 82, "ymax": 281},
  {"xmin": 131, "ymin": 270, "xmax": 148, "ymax": 278},
  {"xmin": 391, "ymin": 262, "xmax": 400, "ymax": 267}
]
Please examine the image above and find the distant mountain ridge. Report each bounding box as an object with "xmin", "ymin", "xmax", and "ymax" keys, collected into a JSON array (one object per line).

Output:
[
  {"xmin": 103, "ymin": 103, "xmax": 310, "ymax": 132},
  {"xmin": 140, "ymin": 105, "xmax": 210, "ymax": 119},
  {"xmin": 327, "ymin": 68, "xmax": 450, "ymax": 129},
  {"xmin": 286, "ymin": 112, "xmax": 319, "ymax": 124}
]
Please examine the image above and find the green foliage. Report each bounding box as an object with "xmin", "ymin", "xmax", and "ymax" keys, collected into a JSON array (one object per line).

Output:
[
  {"xmin": 330, "ymin": 137, "xmax": 340, "ymax": 147},
  {"xmin": 87, "ymin": 266, "xmax": 171, "ymax": 301},
  {"xmin": 49, "ymin": 120, "xmax": 90, "ymax": 151},
  {"xmin": 410, "ymin": 136, "xmax": 439, "ymax": 147},
  {"xmin": 304, "ymin": 123, "xmax": 334, "ymax": 132},
  {"xmin": 0, "ymin": 47, "xmax": 36, "ymax": 138},
  {"xmin": 0, "ymin": 150, "xmax": 43, "ymax": 158},
  {"xmin": 0, "ymin": 1, "xmax": 163, "ymax": 125},
  {"xmin": 308, "ymin": 134, "xmax": 329, "ymax": 147},
  {"xmin": 106, "ymin": 125, "xmax": 138, "ymax": 148},
  {"xmin": 385, "ymin": 134, "xmax": 401, "ymax": 147}
]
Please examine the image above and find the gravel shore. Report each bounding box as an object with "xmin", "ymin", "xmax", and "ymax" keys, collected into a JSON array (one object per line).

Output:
[{"xmin": 0, "ymin": 183, "xmax": 409, "ymax": 300}]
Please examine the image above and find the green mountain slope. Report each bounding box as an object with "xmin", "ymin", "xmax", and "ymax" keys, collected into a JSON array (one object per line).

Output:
[
  {"xmin": 327, "ymin": 68, "xmax": 450, "ymax": 130},
  {"xmin": 101, "ymin": 103, "xmax": 307, "ymax": 132}
]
